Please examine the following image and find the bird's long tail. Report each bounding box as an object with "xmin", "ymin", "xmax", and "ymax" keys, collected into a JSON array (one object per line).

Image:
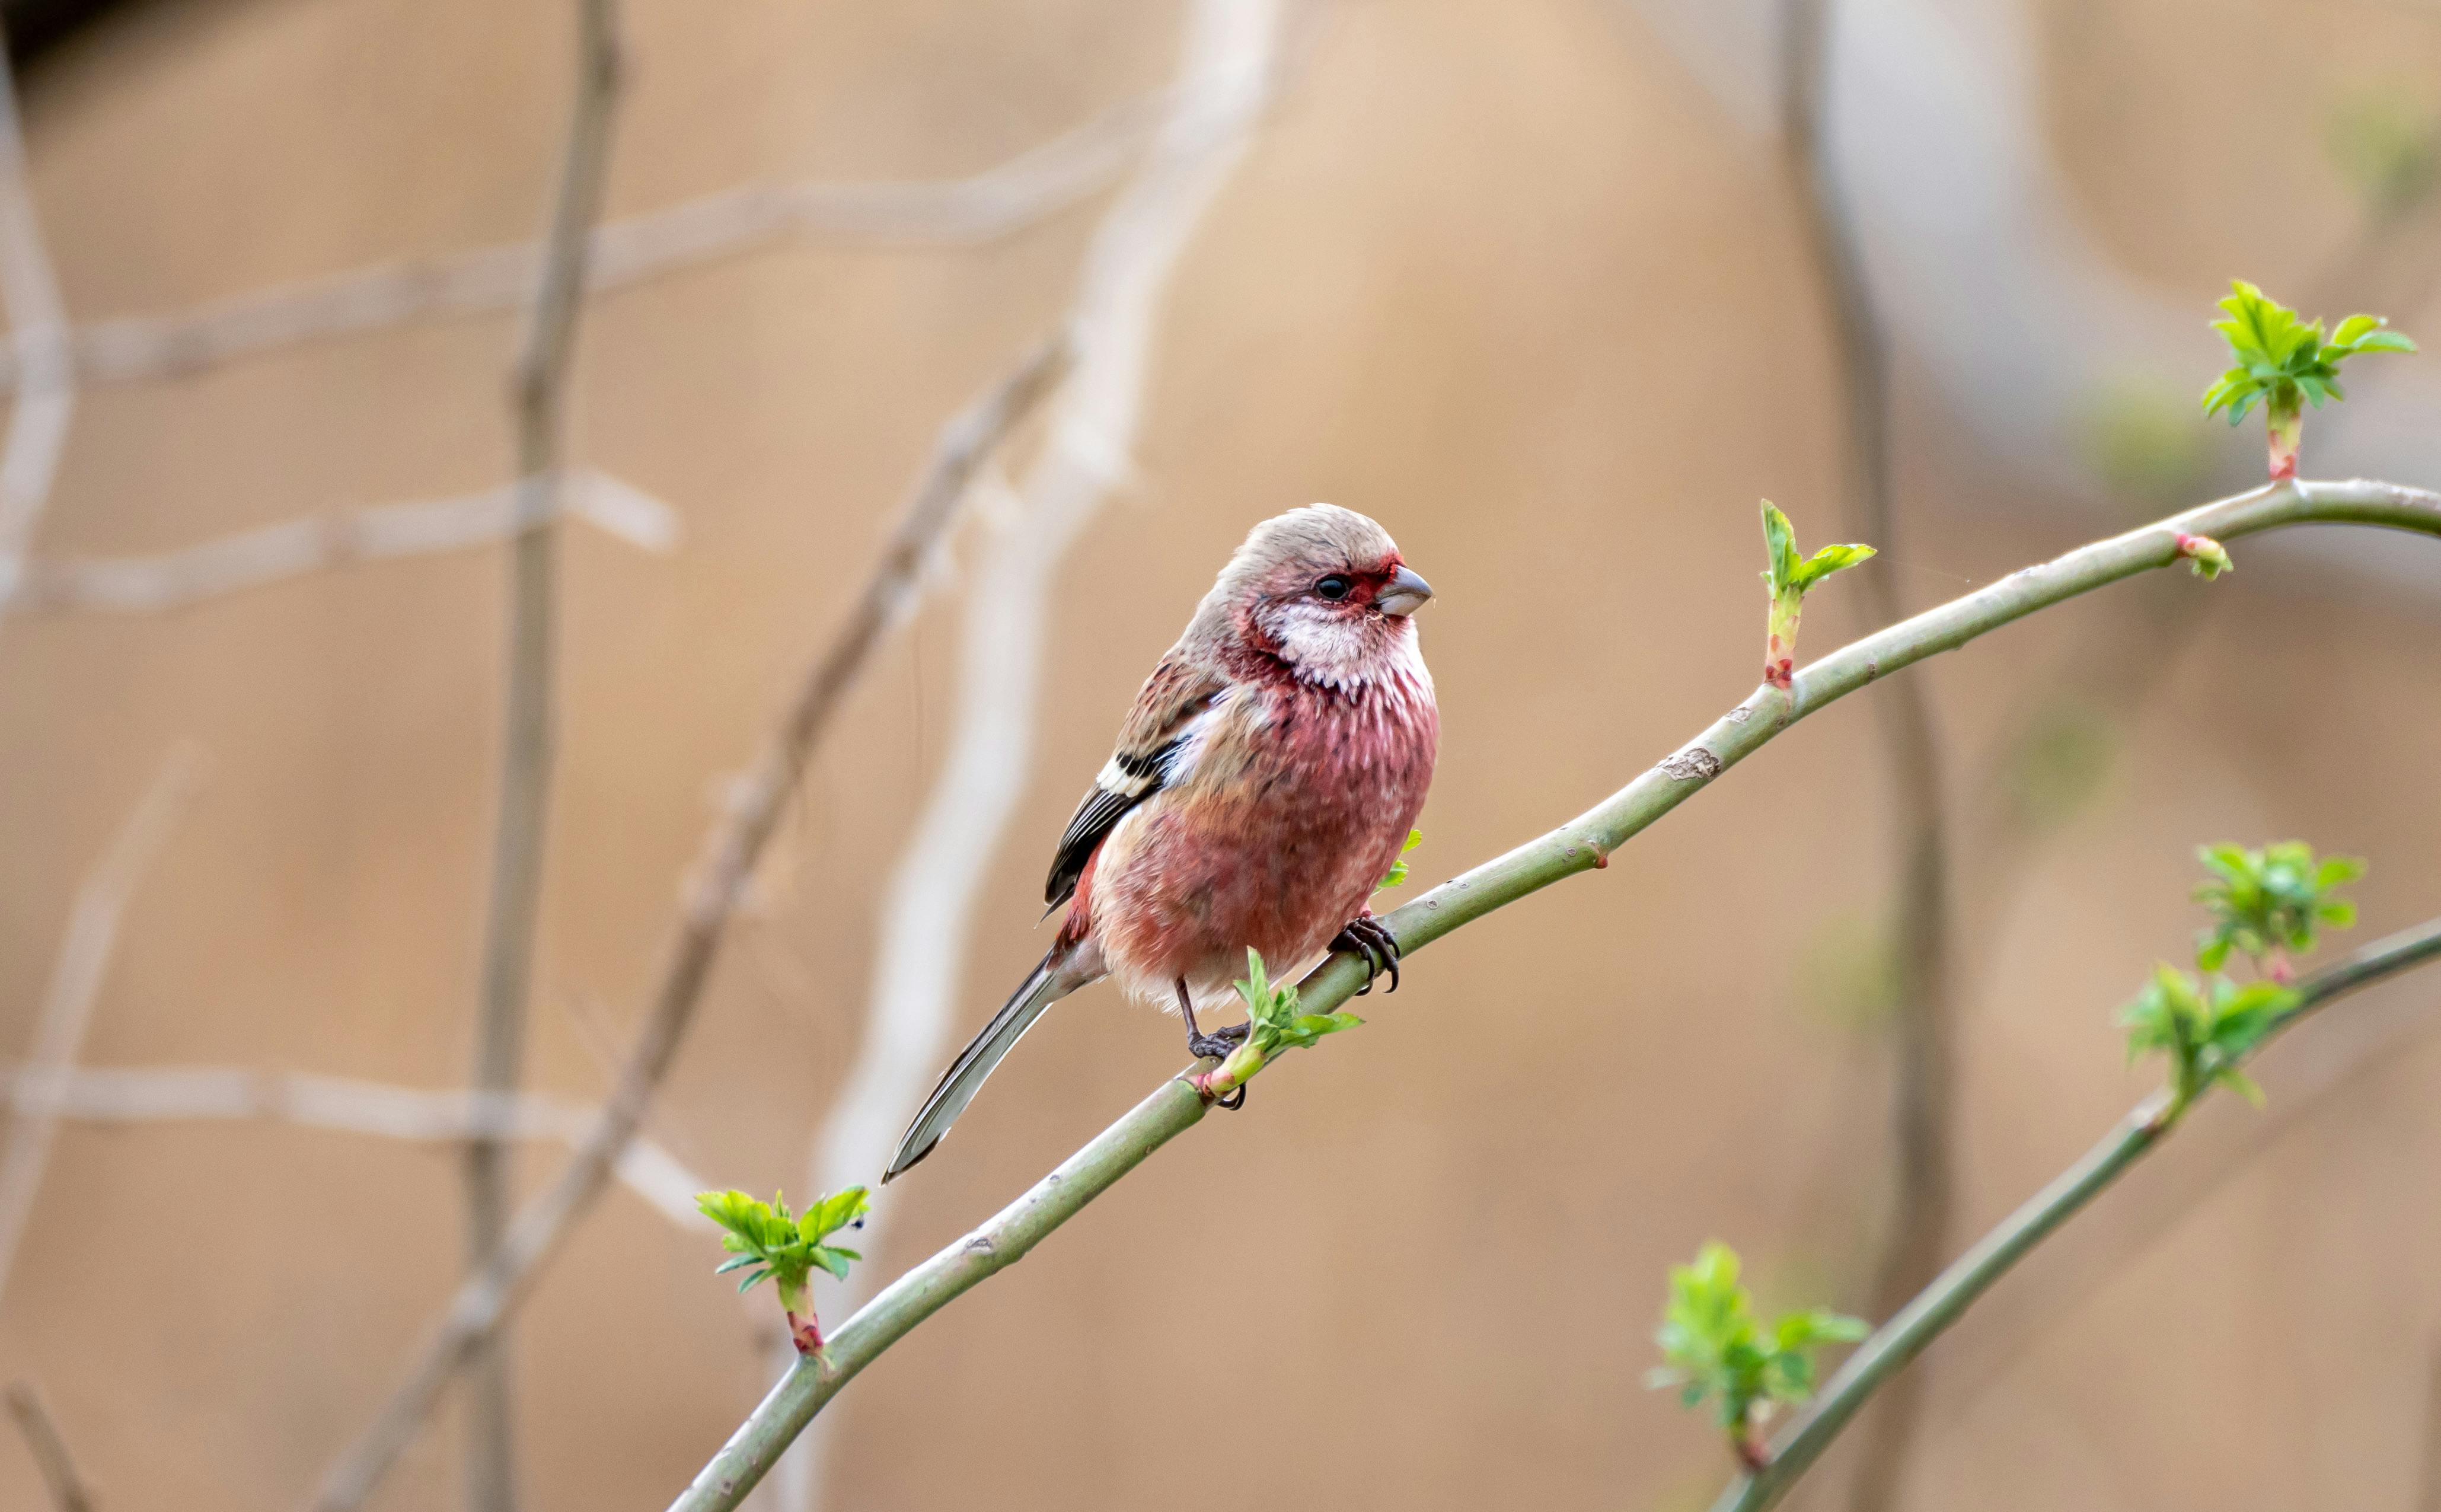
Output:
[{"xmin": 883, "ymin": 943, "xmax": 1091, "ymax": 1182}]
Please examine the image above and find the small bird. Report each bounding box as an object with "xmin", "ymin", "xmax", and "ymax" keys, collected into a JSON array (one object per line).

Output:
[{"xmin": 884, "ymin": 504, "xmax": 1439, "ymax": 1181}]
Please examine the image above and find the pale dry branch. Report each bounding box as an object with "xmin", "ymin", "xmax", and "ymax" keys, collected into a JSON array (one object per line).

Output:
[
  {"xmin": 464, "ymin": 2, "xmax": 623, "ymax": 1503},
  {"xmin": 0, "ymin": 470, "xmax": 676, "ymax": 616},
  {"xmin": 0, "ymin": 1064, "xmax": 710, "ymax": 1229},
  {"xmin": 0, "ymin": 748, "xmax": 204, "ymax": 1306},
  {"xmin": 0, "ymin": 17, "xmax": 74, "ymax": 594},
  {"xmin": 4, "ymin": 1380, "xmax": 94, "ymax": 1512},
  {"xmin": 0, "ymin": 92, "xmax": 1164, "ymax": 398},
  {"xmin": 303, "ymin": 311, "xmax": 1071, "ymax": 1512},
  {"xmin": 778, "ymin": 5, "xmax": 1282, "ymax": 1508}
]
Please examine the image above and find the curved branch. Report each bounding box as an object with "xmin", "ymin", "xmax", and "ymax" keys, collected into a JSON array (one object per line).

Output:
[
  {"xmin": 665, "ymin": 477, "xmax": 2441, "ymax": 1511},
  {"xmin": 1711, "ymin": 916, "xmax": 2441, "ymax": 1512}
]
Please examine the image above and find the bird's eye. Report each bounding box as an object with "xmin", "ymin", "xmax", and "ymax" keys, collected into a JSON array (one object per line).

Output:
[{"xmin": 1314, "ymin": 575, "xmax": 1352, "ymax": 601}]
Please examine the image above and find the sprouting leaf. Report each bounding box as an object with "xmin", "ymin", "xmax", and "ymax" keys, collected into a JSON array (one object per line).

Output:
[
  {"xmin": 2200, "ymin": 281, "xmax": 2416, "ymax": 472},
  {"xmin": 1757, "ymin": 502, "xmax": 1875, "ymax": 688},
  {"xmin": 1275, "ymin": 1011, "xmax": 1364, "ymax": 1050},
  {"xmin": 2191, "ymin": 840, "xmax": 2366, "ymax": 974},
  {"xmin": 1788, "ymin": 543, "xmax": 1877, "ymax": 594},
  {"xmin": 1227, "ymin": 948, "xmax": 1364, "ymax": 1067},
  {"xmin": 1650, "ymin": 1241, "xmax": 1866, "ymax": 1459},
  {"xmin": 1759, "ymin": 501, "xmax": 1872, "ymax": 599},
  {"xmin": 1377, "ymin": 829, "xmax": 1424, "ymax": 890},
  {"xmin": 2175, "ymin": 533, "xmax": 2232, "ymax": 579},
  {"xmin": 1760, "ymin": 502, "xmax": 1801, "ymax": 596},
  {"xmin": 693, "ymin": 1185, "xmax": 872, "ymax": 1314},
  {"xmin": 2119, "ymin": 962, "xmax": 2298, "ymax": 1113}
]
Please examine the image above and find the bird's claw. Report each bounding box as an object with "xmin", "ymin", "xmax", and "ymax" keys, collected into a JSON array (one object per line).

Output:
[
  {"xmin": 1332, "ymin": 916, "xmax": 1402, "ymax": 994},
  {"xmin": 1186, "ymin": 1022, "xmax": 1249, "ymax": 1062},
  {"xmin": 1188, "ymin": 1026, "xmax": 1248, "ymax": 1109}
]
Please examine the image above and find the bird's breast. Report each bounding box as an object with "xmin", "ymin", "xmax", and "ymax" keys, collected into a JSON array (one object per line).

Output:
[{"xmin": 1090, "ymin": 666, "xmax": 1438, "ymax": 1004}]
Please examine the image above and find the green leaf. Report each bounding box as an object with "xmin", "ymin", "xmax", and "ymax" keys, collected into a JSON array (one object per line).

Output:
[
  {"xmin": 2214, "ymin": 1066, "xmax": 2267, "ymax": 1108},
  {"xmin": 695, "ymin": 1185, "xmax": 870, "ymax": 1306},
  {"xmin": 1786, "ymin": 542, "xmax": 1877, "ymax": 594},
  {"xmin": 2191, "ymin": 841, "xmax": 2366, "ymax": 972},
  {"xmin": 2315, "ymin": 856, "xmax": 2368, "ymax": 888},
  {"xmin": 1377, "ymin": 829, "xmax": 1424, "ymax": 890},
  {"xmin": 2201, "ymin": 281, "xmax": 2416, "ymax": 440},
  {"xmin": 1761, "ymin": 502, "xmax": 1800, "ymax": 595},
  {"xmin": 1276, "ymin": 1011, "xmax": 1364, "ymax": 1050},
  {"xmin": 1651, "ymin": 1240, "xmax": 1861, "ymax": 1447}
]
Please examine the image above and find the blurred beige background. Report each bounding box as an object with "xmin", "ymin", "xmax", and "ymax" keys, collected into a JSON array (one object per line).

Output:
[{"xmin": 1, "ymin": 0, "xmax": 2439, "ymax": 1508}]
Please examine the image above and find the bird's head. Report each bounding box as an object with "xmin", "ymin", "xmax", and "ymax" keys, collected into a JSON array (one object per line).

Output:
[{"xmin": 1195, "ymin": 503, "xmax": 1433, "ymax": 691}]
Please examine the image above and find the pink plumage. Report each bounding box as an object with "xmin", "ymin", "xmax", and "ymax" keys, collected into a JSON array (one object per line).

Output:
[{"xmin": 886, "ymin": 504, "xmax": 1438, "ymax": 1181}]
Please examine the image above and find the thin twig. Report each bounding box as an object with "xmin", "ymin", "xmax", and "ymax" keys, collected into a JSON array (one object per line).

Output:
[
  {"xmin": 0, "ymin": 748, "xmax": 204, "ymax": 1306},
  {"xmin": 0, "ymin": 470, "xmax": 677, "ymax": 616},
  {"xmin": 5, "ymin": 1381, "xmax": 94, "ymax": 1512},
  {"xmin": 304, "ymin": 325, "xmax": 1071, "ymax": 1512},
  {"xmin": 0, "ymin": 92, "xmax": 1163, "ymax": 397},
  {"xmin": 776, "ymin": 5, "xmax": 1282, "ymax": 1508},
  {"xmin": 666, "ymin": 477, "xmax": 2441, "ymax": 1512},
  {"xmin": 0, "ymin": 14, "xmax": 74, "ymax": 604},
  {"xmin": 1709, "ymin": 918, "xmax": 2441, "ymax": 1512},
  {"xmin": 1938, "ymin": 972, "xmax": 2441, "ymax": 1408},
  {"xmin": 463, "ymin": 5, "xmax": 622, "ymax": 1505},
  {"xmin": 0, "ymin": 1064, "xmax": 710, "ymax": 1227},
  {"xmin": 1777, "ymin": 2, "xmax": 1957, "ymax": 1501}
]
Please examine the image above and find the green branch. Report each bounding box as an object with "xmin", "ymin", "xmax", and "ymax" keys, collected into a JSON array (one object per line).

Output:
[
  {"xmin": 1709, "ymin": 914, "xmax": 2441, "ymax": 1512},
  {"xmin": 665, "ymin": 476, "xmax": 2441, "ymax": 1512}
]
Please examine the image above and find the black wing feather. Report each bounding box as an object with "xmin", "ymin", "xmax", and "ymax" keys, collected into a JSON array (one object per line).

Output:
[{"xmin": 1044, "ymin": 745, "xmax": 1175, "ymax": 908}]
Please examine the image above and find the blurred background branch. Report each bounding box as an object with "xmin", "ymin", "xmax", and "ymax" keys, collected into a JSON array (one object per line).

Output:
[
  {"xmin": 1776, "ymin": 3, "xmax": 1958, "ymax": 1504},
  {"xmin": 0, "ymin": 471, "xmax": 678, "ymax": 615},
  {"xmin": 0, "ymin": 92, "xmax": 1167, "ymax": 395},
  {"xmin": 4, "ymin": 1379, "xmax": 93, "ymax": 1512},
  {"xmin": 0, "ymin": 1062, "xmax": 711, "ymax": 1224},
  {"xmin": 461, "ymin": 3, "xmax": 622, "ymax": 1505},
  {"xmin": 0, "ymin": 747, "xmax": 203, "ymax": 1307},
  {"xmin": 0, "ymin": 16, "xmax": 69, "ymax": 621}
]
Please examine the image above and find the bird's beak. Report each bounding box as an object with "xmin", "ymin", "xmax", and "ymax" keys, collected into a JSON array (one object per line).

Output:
[{"xmin": 1377, "ymin": 564, "xmax": 1433, "ymax": 617}]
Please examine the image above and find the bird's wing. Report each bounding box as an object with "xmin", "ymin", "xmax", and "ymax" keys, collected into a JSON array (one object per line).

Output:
[{"xmin": 1044, "ymin": 655, "xmax": 1228, "ymax": 908}]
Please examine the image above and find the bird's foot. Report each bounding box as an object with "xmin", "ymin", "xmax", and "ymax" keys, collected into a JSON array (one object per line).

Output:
[
  {"xmin": 1332, "ymin": 915, "xmax": 1402, "ymax": 994},
  {"xmin": 1185, "ymin": 1020, "xmax": 1249, "ymax": 1063},
  {"xmin": 1185, "ymin": 1022, "xmax": 1249, "ymax": 1110}
]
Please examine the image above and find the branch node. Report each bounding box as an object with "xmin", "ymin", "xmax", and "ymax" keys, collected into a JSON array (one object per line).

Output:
[{"xmin": 1660, "ymin": 748, "xmax": 1723, "ymax": 782}]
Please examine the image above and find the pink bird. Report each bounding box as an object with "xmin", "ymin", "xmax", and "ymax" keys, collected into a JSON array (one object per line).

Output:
[{"xmin": 885, "ymin": 505, "xmax": 1439, "ymax": 1181}]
